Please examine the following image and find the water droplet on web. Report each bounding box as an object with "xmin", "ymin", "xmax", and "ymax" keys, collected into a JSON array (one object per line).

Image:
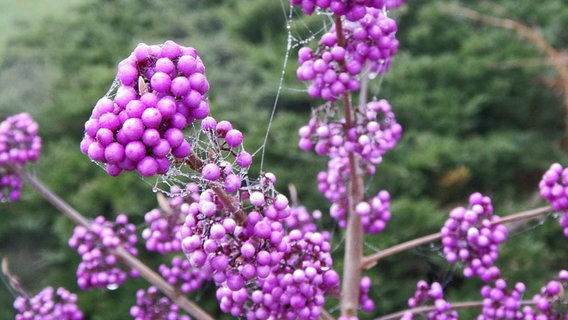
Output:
[
  {"xmin": 368, "ymin": 72, "xmax": 378, "ymax": 80},
  {"xmin": 106, "ymin": 284, "xmax": 119, "ymax": 290}
]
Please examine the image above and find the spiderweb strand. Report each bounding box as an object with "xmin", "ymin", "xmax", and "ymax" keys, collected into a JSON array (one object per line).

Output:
[{"xmin": 259, "ymin": 1, "xmax": 294, "ymax": 173}]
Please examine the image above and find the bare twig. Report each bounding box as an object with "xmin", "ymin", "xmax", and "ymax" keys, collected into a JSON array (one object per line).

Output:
[
  {"xmin": 374, "ymin": 300, "xmax": 536, "ymax": 320},
  {"xmin": 443, "ymin": 4, "xmax": 568, "ymax": 149}
]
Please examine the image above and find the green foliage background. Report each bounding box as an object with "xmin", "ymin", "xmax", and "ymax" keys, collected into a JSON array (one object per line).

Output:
[{"xmin": 1, "ymin": 0, "xmax": 567, "ymax": 319}]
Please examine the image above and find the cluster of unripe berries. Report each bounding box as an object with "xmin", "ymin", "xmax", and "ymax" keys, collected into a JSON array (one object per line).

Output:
[
  {"xmin": 13, "ymin": 287, "xmax": 83, "ymax": 320},
  {"xmin": 296, "ymin": 8, "xmax": 399, "ymax": 101},
  {"xmin": 130, "ymin": 286, "xmax": 190, "ymax": 320},
  {"xmin": 290, "ymin": 0, "xmax": 404, "ymax": 22},
  {"xmin": 81, "ymin": 40, "xmax": 209, "ymax": 177},
  {"xmin": 0, "ymin": 113, "xmax": 42, "ymax": 201},
  {"xmin": 68, "ymin": 215, "xmax": 139, "ymax": 290},
  {"xmin": 539, "ymin": 163, "xmax": 568, "ymax": 237},
  {"xmin": 441, "ymin": 193, "xmax": 508, "ymax": 282},
  {"xmin": 402, "ymin": 281, "xmax": 457, "ymax": 320}
]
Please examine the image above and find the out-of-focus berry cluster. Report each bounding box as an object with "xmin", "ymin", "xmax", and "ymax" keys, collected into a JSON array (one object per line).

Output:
[
  {"xmin": 296, "ymin": 8, "xmax": 398, "ymax": 101},
  {"xmin": 68, "ymin": 214, "xmax": 139, "ymax": 290},
  {"xmin": 539, "ymin": 163, "xmax": 568, "ymax": 237},
  {"xmin": 130, "ymin": 286, "xmax": 191, "ymax": 320},
  {"xmin": 441, "ymin": 193, "xmax": 508, "ymax": 282},
  {"xmin": 401, "ymin": 281, "xmax": 457, "ymax": 320},
  {"xmin": 13, "ymin": 287, "xmax": 83, "ymax": 320},
  {"xmin": 81, "ymin": 40, "xmax": 209, "ymax": 177},
  {"xmin": 0, "ymin": 113, "xmax": 42, "ymax": 201}
]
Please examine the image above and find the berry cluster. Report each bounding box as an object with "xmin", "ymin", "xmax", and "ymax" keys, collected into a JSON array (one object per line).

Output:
[
  {"xmin": 13, "ymin": 287, "xmax": 83, "ymax": 320},
  {"xmin": 197, "ymin": 116, "xmax": 251, "ymax": 190},
  {"xmin": 303, "ymin": 100, "xmax": 400, "ymax": 232},
  {"xmin": 441, "ymin": 193, "xmax": 508, "ymax": 282},
  {"xmin": 68, "ymin": 215, "xmax": 139, "ymax": 290},
  {"xmin": 478, "ymin": 278, "xmax": 526, "ymax": 319},
  {"xmin": 142, "ymin": 185, "xmax": 200, "ymax": 254},
  {"xmin": 158, "ymin": 255, "xmax": 209, "ymax": 294},
  {"xmin": 290, "ymin": 0, "xmax": 404, "ymax": 21},
  {"xmin": 299, "ymin": 100, "xmax": 402, "ymax": 164},
  {"xmin": 284, "ymin": 205, "xmax": 325, "ymax": 236},
  {"xmin": 81, "ymin": 40, "xmax": 209, "ymax": 177},
  {"xmin": 0, "ymin": 113, "xmax": 42, "ymax": 201},
  {"xmin": 179, "ymin": 163, "xmax": 339, "ymax": 318},
  {"xmin": 130, "ymin": 286, "xmax": 190, "ymax": 320},
  {"xmin": 401, "ymin": 281, "xmax": 457, "ymax": 320},
  {"xmin": 539, "ymin": 163, "xmax": 568, "ymax": 237},
  {"xmin": 296, "ymin": 8, "xmax": 399, "ymax": 101},
  {"xmin": 523, "ymin": 270, "xmax": 568, "ymax": 319}
]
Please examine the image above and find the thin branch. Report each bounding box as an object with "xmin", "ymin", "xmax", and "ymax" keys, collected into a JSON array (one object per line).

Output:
[
  {"xmin": 361, "ymin": 205, "xmax": 552, "ymax": 270},
  {"xmin": 374, "ymin": 300, "xmax": 536, "ymax": 320},
  {"xmin": 443, "ymin": 4, "xmax": 568, "ymax": 149},
  {"xmin": 14, "ymin": 165, "xmax": 214, "ymax": 320}
]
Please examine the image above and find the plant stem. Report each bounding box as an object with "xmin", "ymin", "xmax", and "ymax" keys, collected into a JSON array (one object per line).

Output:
[
  {"xmin": 374, "ymin": 300, "xmax": 536, "ymax": 320},
  {"xmin": 360, "ymin": 205, "xmax": 552, "ymax": 270},
  {"xmin": 334, "ymin": 14, "xmax": 365, "ymax": 318},
  {"xmin": 15, "ymin": 165, "xmax": 214, "ymax": 320}
]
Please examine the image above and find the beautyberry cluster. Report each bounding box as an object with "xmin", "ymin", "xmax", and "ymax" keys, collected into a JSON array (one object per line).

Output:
[
  {"xmin": 197, "ymin": 116, "xmax": 252, "ymax": 189},
  {"xmin": 296, "ymin": 8, "xmax": 398, "ymax": 101},
  {"xmin": 178, "ymin": 138, "xmax": 339, "ymax": 320},
  {"xmin": 130, "ymin": 286, "xmax": 191, "ymax": 320},
  {"xmin": 158, "ymin": 255, "xmax": 209, "ymax": 294},
  {"xmin": 13, "ymin": 287, "xmax": 83, "ymax": 320},
  {"xmin": 81, "ymin": 40, "xmax": 209, "ymax": 177},
  {"xmin": 302, "ymin": 100, "xmax": 400, "ymax": 232},
  {"xmin": 441, "ymin": 192, "xmax": 508, "ymax": 282},
  {"xmin": 68, "ymin": 214, "xmax": 139, "ymax": 290},
  {"xmin": 142, "ymin": 185, "xmax": 200, "ymax": 254},
  {"xmin": 290, "ymin": 0, "xmax": 404, "ymax": 21},
  {"xmin": 299, "ymin": 100, "xmax": 402, "ymax": 164},
  {"xmin": 0, "ymin": 113, "xmax": 42, "ymax": 201},
  {"xmin": 523, "ymin": 270, "xmax": 568, "ymax": 319},
  {"xmin": 401, "ymin": 281, "xmax": 457, "ymax": 320},
  {"xmin": 478, "ymin": 278, "xmax": 526, "ymax": 319},
  {"xmin": 539, "ymin": 163, "xmax": 568, "ymax": 237}
]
